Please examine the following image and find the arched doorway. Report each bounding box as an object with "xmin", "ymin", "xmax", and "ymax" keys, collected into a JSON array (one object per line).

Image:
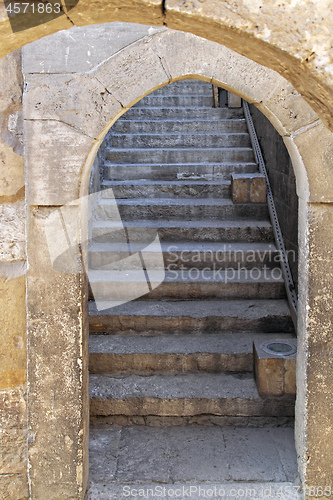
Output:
[{"xmin": 21, "ymin": 23, "xmax": 333, "ymax": 498}]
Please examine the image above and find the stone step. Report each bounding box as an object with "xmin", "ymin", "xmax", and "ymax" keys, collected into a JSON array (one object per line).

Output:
[
  {"xmin": 133, "ymin": 95, "xmax": 215, "ymax": 107},
  {"xmin": 106, "ymin": 147, "xmax": 254, "ymax": 164},
  {"xmin": 122, "ymin": 107, "xmax": 244, "ymax": 120},
  {"xmin": 89, "ymin": 332, "xmax": 295, "ymax": 375},
  {"xmin": 110, "ymin": 132, "xmax": 251, "ymax": 149},
  {"xmin": 88, "ymin": 299, "xmax": 294, "ymax": 334},
  {"xmin": 88, "ymin": 268, "xmax": 286, "ymax": 301},
  {"xmin": 112, "ymin": 118, "xmax": 247, "ymax": 134},
  {"xmin": 96, "ymin": 198, "xmax": 269, "ymax": 221},
  {"xmin": 101, "ymin": 179, "xmax": 231, "ymax": 199},
  {"xmin": 91, "ymin": 219, "xmax": 274, "ymax": 244},
  {"xmin": 104, "ymin": 162, "xmax": 259, "ymax": 181},
  {"xmin": 88, "ymin": 241, "xmax": 280, "ymax": 271},
  {"xmin": 89, "ymin": 372, "xmax": 295, "ymax": 418},
  {"xmin": 152, "ymin": 83, "xmax": 213, "ymax": 95}
]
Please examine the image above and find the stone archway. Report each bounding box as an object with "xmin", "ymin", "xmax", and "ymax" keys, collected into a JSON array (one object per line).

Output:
[{"xmin": 23, "ymin": 25, "xmax": 333, "ymax": 499}]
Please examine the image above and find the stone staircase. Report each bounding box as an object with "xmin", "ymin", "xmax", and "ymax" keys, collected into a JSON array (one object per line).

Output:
[{"xmin": 88, "ymin": 79, "xmax": 295, "ymax": 427}]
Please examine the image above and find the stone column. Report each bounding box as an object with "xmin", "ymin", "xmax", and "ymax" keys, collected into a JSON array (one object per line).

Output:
[
  {"xmin": 296, "ymin": 200, "xmax": 333, "ymax": 495},
  {"xmin": 26, "ymin": 204, "xmax": 89, "ymax": 499}
]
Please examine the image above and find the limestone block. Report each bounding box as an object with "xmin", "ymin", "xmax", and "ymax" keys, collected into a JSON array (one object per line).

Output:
[
  {"xmin": 254, "ymin": 340, "xmax": 296, "ymax": 397},
  {"xmin": 0, "ymin": 201, "xmax": 25, "ymax": 261},
  {"xmin": 24, "ymin": 74, "xmax": 122, "ymax": 139},
  {"xmin": 26, "ymin": 206, "xmax": 89, "ymax": 497},
  {"xmin": 213, "ymin": 46, "xmax": 284, "ymax": 105},
  {"xmin": 257, "ymin": 82, "xmax": 320, "ymax": 136},
  {"xmin": 228, "ymin": 92, "xmax": 241, "ymax": 108},
  {"xmin": 231, "ymin": 174, "xmax": 266, "ymax": 203},
  {"xmin": 68, "ymin": 0, "xmax": 163, "ymax": 28},
  {"xmin": 298, "ymin": 202, "xmax": 333, "ymax": 489},
  {"xmin": 25, "ymin": 120, "xmax": 93, "ymax": 205},
  {"xmin": 0, "ymin": 276, "xmax": 26, "ymax": 390},
  {"xmin": 0, "ymin": 473, "xmax": 29, "ymax": 500},
  {"xmin": 0, "ymin": 428, "xmax": 27, "ymax": 474},
  {"xmin": 23, "ymin": 23, "xmax": 165, "ymax": 74},
  {"xmin": 0, "ymin": 388, "xmax": 26, "ymax": 428},
  {"xmin": 153, "ymin": 29, "xmax": 221, "ymax": 81},
  {"xmin": 285, "ymin": 123, "xmax": 333, "ymax": 203},
  {"xmin": 93, "ymin": 38, "xmax": 169, "ymax": 107},
  {"xmin": 0, "ymin": 142, "xmax": 24, "ymax": 198}
]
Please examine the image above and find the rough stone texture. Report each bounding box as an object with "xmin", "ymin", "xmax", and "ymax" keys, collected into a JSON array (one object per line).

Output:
[
  {"xmin": 0, "ymin": 277, "xmax": 26, "ymax": 389},
  {"xmin": 0, "ymin": 387, "xmax": 28, "ymax": 498},
  {"xmin": 152, "ymin": 29, "xmax": 221, "ymax": 81},
  {"xmin": 93, "ymin": 38, "xmax": 169, "ymax": 107},
  {"xmin": 249, "ymin": 104, "xmax": 299, "ymax": 290},
  {"xmin": 22, "ymin": 23, "xmax": 165, "ymax": 74},
  {"xmin": 25, "ymin": 119, "xmax": 93, "ymax": 205},
  {"xmin": 299, "ymin": 202, "xmax": 333, "ymax": 491},
  {"xmin": 290, "ymin": 122, "xmax": 333, "ymax": 203},
  {"xmin": 88, "ymin": 425, "xmax": 299, "ymax": 488},
  {"xmin": 26, "ymin": 206, "xmax": 89, "ymax": 498},
  {"xmin": 0, "ymin": 201, "xmax": 25, "ymax": 261},
  {"xmin": 65, "ymin": 0, "xmax": 164, "ymax": 28},
  {"xmin": 254, "ymin": 340, "xmax": 296, "ymax": 397},
  {"xmin": 24, "ymin": 74, "xmax": 122, "ymax": 138},
  {"xmin": 231, "ymin": 174, "xmax": 266, "ymax": 204},
  {"xmin": 0, "ymin": 47, "xmax": 28, "ymax": 499},
  {"xmin": 90, "ymin": 414, "xmax": 295, "ymax": 428},
  {"xmin": 1, "ymin": 0, "xmax": 333, "ymax": 132},
  {"xmin": 0, "ymin": 474, "xmax": 29, "ymax": 500}
]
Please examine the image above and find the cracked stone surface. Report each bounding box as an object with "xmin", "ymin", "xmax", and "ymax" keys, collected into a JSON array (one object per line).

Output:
[{"xmin": 88, "ymin": 425, "xmax": 300, "ymax": 498}]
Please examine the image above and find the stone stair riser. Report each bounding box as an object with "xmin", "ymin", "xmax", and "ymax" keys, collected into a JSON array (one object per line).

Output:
[
  {"xmin": 88, "ymin": 280, "xmax": 286, "ymax": 301},
  {"xmin": 122, "ymin": 107, "xmax": 245, "ymax": 120},
  {"xmin": 88, "ymin": 248, "xmax": 280, "ymax": 271},
  {"xmin": 102, "ymin": 182, "xmax": 231, "ymax": 199},
  {"xmin": 133, "ymin": 96, "xmax": 215, "ymax": 107},
  {"xmin": 104, "ymin": 163, "xmax": 259, "ymax": 181},
  {"xmin": 112, "ymin": 119, "xmax": 248, "ymax": 134},
  {"xmin": 90, "ymin": 397, "xmax": 295, "ymax": 418},
  {"xmin": 89, "ymin": 352, "xmax": 253, "ymax": 375},
  {"xmin": 107, "ymin": 148, "xmax": 254, "ymax": 164},
  {"xmin": 89, "ymin": 313, "xmax": 294, "ymax": 335},
  {"xmin": 110, "ymin": 133, "xmax": 251, "ymax": 149},
  {"xmin": 91, "ymin": 225, "xmax": 274, "ymax": 244}
]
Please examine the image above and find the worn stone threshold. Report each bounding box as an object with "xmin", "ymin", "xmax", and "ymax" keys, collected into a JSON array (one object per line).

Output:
[{"xmin": 88, "ymin": 425, "xmax": 300, "ymax": 499}]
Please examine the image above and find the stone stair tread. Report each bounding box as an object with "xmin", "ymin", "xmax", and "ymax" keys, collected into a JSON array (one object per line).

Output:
[
  {"xmin": 107, "ymin": 146, "xmax": 253, "ymax": 152},
  {"xmin": 104, "ymin": 161, "xmax": 258, "ymax": 169},
  {"xmin": 88, "ymin": 268, "xmax": 284, "ymax": 283},
  {"xmin": 88, "ymin": 298, "xmax": 291, "ymax": 319},
  {"xmin": 89, "ymin": 332, "xmax": 295, "ymax": 355},
  {"xmin": 102, "ymin": 197, "xmax": 245, "ymax": 207},
  {"xmin": 91, "ymin": 219, "xmax": 272, "ymax": 229},
  {"xmin": 101, "ymin": 179, "xmax": 231, "ymax": 187},
  {"xmin": 114, "ymin": 118, "xmax": 246, "ymax": 123},
  {"xmin": 88, "ymin": 241, "xmax": 278, "ymax": 253},
  {"xmin": 90, "ymin": 372, "xmax": 262, "ymax": 400}
]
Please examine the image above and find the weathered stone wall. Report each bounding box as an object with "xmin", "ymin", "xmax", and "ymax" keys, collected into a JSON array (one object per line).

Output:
[
  {"xmin": 0, "ymin": 50, "xmax": 28, "ymax": 499},
  {"xmin": 249, "ymin": 104, "xmax": 298, "ymax": 291},
  {"xmin": 2, "ymin": 0, "xmax": 333, "ymax": 135},
  {"xmin": 0, "ymin": 18, "xmax": 330, "ymax": 498}
]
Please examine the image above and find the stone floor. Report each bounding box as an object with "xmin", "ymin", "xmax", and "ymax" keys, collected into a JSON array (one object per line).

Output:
[{"xmin": 88, "ymin": 425, "xmax": 301, "ymax": 499}]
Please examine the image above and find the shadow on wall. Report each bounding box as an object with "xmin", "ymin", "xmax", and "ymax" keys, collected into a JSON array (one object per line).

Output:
[{"xmin": 249, "ymin": 105, "xmax": 298, "ymax": 294}]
